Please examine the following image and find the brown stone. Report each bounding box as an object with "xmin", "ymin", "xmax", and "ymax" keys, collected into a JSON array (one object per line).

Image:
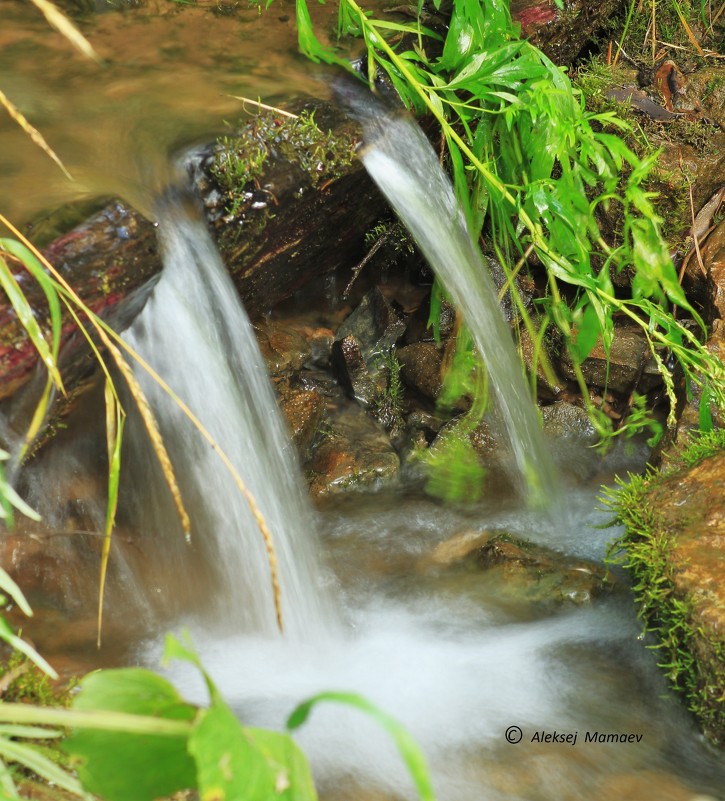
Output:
[{"xmin": 560, "ymin": 324, "xmax": 662, "ymax": 394}]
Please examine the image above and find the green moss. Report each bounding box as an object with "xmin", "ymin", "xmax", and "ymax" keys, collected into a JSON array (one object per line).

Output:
[
  {"xmin": 210, "ymin": 109, "xmax": 356, "ymax": 218},
  {"xmin": 604, "ymin": 434, "xmax": 725, "ymax": 744},
  {"xmin": 0, "ymin": 651, "xmax": 74, "ymax": 707}
]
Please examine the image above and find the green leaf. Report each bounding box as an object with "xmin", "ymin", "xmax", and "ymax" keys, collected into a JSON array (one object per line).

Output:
[
  {"xmin": 190, "ymin": 703, "xmax": 277, "ymax": 801},
  {"xmin": 244, "ymin": 727, "xmax": 318, "ymax": 800},
  {"xmin": 570, "ymin": 299, "xmax": 602, "ymax": 365},
  {"xmin": 64, "ymin": 669, "xmax": 198, "ymax": 801},
  {"xmin": 699, "ymin": 385, "xmax": 714, "ymax": 433},
  {"xmin": 288, "ymin": 692, "xmax": 436, "ymax": 801}
]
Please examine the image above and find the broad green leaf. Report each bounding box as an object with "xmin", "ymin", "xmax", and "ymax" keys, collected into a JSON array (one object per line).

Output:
[
  {"xmin": 64, "ymin": 668, "xmax": 198, "ymax": 801},
  {"xmin": 189, "ymin": 702, "xmax": 288, "ymax": 801},
  {"xmin": 288, "ymin": 692, "xmax": 436, "ymax": 801},
  {"xmin": 245, "ymin": 726, "xmax": 318, "ymax": 800},
  {"xmin": 570, "ymin": 300, "xmax": 601, "ymax": 365}
]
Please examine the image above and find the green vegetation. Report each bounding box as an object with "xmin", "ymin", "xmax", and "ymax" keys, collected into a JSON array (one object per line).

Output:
[
  {"xmin": 0, "ymin": 631, "xmax": 437, "ymax": 801},
  {"xmin": 267, "ymin": 0, "xmax": 725, "ymax": 451}
]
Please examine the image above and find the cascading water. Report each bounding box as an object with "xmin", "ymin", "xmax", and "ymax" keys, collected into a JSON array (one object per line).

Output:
[
  {"xmin": 352, "ymin": 99, "xmax": 562, "ymax": 508},
  {"xmin": 120, "ymin": 187, "xmax": 334, "ymax": 638}
]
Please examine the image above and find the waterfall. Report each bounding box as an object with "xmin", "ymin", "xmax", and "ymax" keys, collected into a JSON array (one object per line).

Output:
[
  {"xmin": 121, "ymin": 188, "xmax": 333, "ymax": 638},
  {"xmin": 352, "ymin": 101, "xmax": 562, "ymax": 507}
]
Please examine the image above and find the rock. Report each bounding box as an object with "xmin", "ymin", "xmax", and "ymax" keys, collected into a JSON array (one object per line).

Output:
[
  {"xmin": 0, "ymin": 100, "xmax": 385, "ymax": 415},
  {"xmin": 541, "ymin": 401, "xmax": 597, "ymax": 442},
  {"xmin": 560, "ymin": 324, "xmax": 662, "ymax": 394},
  {"xmin": 256, "ymin": 321, "xmax": 312, "ymax": 378},
  {"xmin": 278, "ymin": 386, "xmax": 325, "ymax": 459},
  {"xmin": 674, "ymin": 217, "xmax": 725, "ymax": 435},
  {"xmin": 518, "ymin": 325, "xmax": 565, "ymax": 401},
  {"xmin": 334, "ymin": 286, "xmax": 406, "ymax": 358},
  {"xmin": 397, "ymin": 341, "xmax": 444, "ymax": 402},
  {"xmin": 331, "ymin": 334, "xmax": 379, "ymax": 408},
  {"xmin": 331, "ymin": 287, "xmax": 406, "ymax": 408},
  {"xmin": 614, "ymin": 448, "xmax": 725, "ymax": 744},
  {"xmin": 306, "ymin": 403, "xmax": 400, "ymax": 497},
  {"xmin": 403, "ymin": 292, "xmax": 456, "ymax": 345}
]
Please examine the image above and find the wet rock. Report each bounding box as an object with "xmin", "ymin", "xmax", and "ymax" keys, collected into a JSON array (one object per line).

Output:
[
  {"xmin": 403, "ymin": 292, "xmax": 456, "ymax": 345},
  {"xmin": 256, "ymin": 321, "xmax": 311, "ymax": 378},
  {"xmin": 560, "ymin": 324, "xmax": 662, "ymax": 394},
  {"xmin": 541, "ymin": 401, "xmax": 597, "ymax": 443},
  {"xmin": 511, "ymin": 0, "xmax": 624, "ymax": 66},
  {"xmin": 331, "ymin": 287, "xmax": 406, "ymax": 408},
  {"xmin": 278, "ymin": 386, "xmax": 325, "ymax": 459},
  {"xmin": 331, "ymin": 334, "xmax": 378, "ymax": 407},
  {"xmin": 592, "ymin": 770, "xmax": 717, "ymax": 801},
  {"xmin": 519, "ymin": 325, "xmax": 565, "ymax": 401},
  {"xmin": 306, "ymin": 403, "xmax": 400, "ymax": 497},
  {"xmin": 397, "ymin": 341, "xmax": 444, "ymax": 402},
  {"xmin": 335, "ymin": 287, "xmax": 407, "ymax": 357}
]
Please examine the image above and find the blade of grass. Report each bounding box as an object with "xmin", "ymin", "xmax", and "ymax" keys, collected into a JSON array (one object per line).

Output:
[
  {"xmin": 0, "ymin": 255, "xmax": 63, "ymax": 390},
  {"xmin": 0, "ymin": 90, "xmax": 72, "ymax": 180},
  {"xmin": 28, "ymin": 0, "xmax": 101, "ymax": 62},
  {"xmin": 288, "ymin": 692, "xmax": 437, "ymax": 801},
  {"xmin": 670, "ymin": 0, "xmax": 706, "ymax": 55},
  {"xmin": 97, "ymin": 378, "xmax": 126, "ymax": 648}
]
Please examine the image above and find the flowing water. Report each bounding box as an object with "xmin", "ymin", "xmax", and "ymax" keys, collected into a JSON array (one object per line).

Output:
[
  {"xmin": 119, "ymin": 187, "xmax": 334, "ymax": 637},
  {"xmin": 353, "ymin": 100, "xmax": 561, "ymax": 509},
  {"xmin": 2, "ymin": 3, "xmax": 725, "ymax": 800}
]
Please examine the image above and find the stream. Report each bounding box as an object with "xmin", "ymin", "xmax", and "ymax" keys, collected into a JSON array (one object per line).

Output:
[{"xmin": 2, "ymin": 3, "xmax": 725, "ymax": 801}]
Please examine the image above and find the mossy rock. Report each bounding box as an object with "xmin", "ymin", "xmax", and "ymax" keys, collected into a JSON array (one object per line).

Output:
[{"xmin": 609, "ymin": 431, "xmax": 725, "ymax": 745}]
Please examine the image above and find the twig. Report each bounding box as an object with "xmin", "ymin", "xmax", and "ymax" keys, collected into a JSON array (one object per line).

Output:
[
  {"xmin": 343, "ymin": 230, "xmax": 390, "ymax": 298},
  {"xmin": 227, "ymin": 95, "xmax": 299, "ymax": 119}
]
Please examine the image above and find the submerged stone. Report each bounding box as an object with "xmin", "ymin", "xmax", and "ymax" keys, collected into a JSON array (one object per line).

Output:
[{"xmin": 419, "ymin": 529, "xmax": 612, "ymax": 607}]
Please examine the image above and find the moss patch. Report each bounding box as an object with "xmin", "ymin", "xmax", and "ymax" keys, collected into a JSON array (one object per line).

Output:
[{"xmin": 210, "ymin": 109, "xmax": 357, "ymax": 218}]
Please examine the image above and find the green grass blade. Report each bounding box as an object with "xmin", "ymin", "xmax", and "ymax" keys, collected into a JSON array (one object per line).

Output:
[
  {"xmin": 288, "ymin": 692, "xmax": 437, "ymax": 801},
  {"xmin": 0, "ymin": 736, "xmax": 85, "ymax": 796},
  {"xmin": 0, "ymin": 253, "xmax": 63, "ymax": 390}
]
